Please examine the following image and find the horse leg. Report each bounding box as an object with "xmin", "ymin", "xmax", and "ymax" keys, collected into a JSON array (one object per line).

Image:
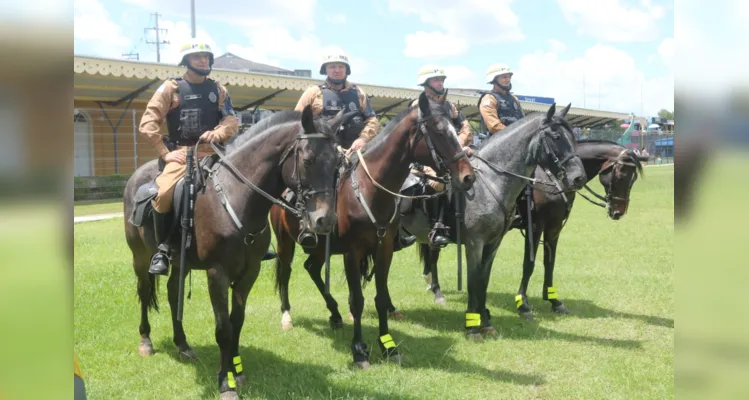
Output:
[
  {"xmin": 542, "ymin": 229, "xmax": 568, "ymax": 314},
  {"xmin": 230, "ymin": 258, "xmax": 262, "ymax": 389},
  {"xmin": 429, "ymin": 247, "xmax": 446, "ymax": 306},
  {"xmin": 275, "ymin": 229, "xmax": 296, "ymax": 331},
  {"xmin": 464, "ymin": 240, "xmax": 485, "ymax": 341},
  {"xmin": 478, "ymin": 241, "xmax": 501, "ymax": 336},
  {"xmin": 344, "ymin": 249, "xmax": 370, "ymax": 369},
  {"xmin": 207, "ymin": 269, "xmax": 238, "ymax": 399},
  {"xmin": 304, "ymin": 253, "xmax": 344, "ymax": 329},
  {"xmin": 135, "ymin": 254, "xmax": 156, "ymax": 356},
  {"xmin": 167, "ymin": 266, "xmax": 195, "ymax": 361},
  {"xmin": 517, "ymin": 227, "xmax": 542, "ymax": 320},
  {"xmin": 421, "ymin": 244, "xmax": 432, "ymax": 286},
  {"xmin": 373, "ymin": 238, "xmax": 401, "ymax": 363}
]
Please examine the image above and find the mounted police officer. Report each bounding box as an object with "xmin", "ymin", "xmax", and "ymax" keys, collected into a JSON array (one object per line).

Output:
[
  {"xmin": 138, "ymin": 39, "xmax": 273, "ymax": 277},
  {"xmin": 407, "ymin": 65, "xmax": 473, "ymax": 247},
  {"xmin": 294, "ymin": 51, "xmax": 379, "ymax": 153},
  {"xmin": 478, "ymin": 64, "xmax": 525, "ymax": 138}
]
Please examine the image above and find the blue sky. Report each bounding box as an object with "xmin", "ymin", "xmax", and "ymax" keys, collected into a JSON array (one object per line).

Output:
[{"xmin": 74, "ymin": 0, "xmax": 674, "ymax": 116}]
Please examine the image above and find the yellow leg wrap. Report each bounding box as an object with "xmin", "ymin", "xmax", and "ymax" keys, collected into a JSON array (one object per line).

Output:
[
  {"xmin": 547, "ymin": 286, "xmax": 558, "ymax": 300},
  {"xmin": 227, "ymin": 371, "xmax": 237, "ymax": 389},
  {"xmin": 380, "ymin": 334, "xmax": 396, "ymax": 349},
  {"xmin": 233, "ymin": 356, "xmax": 243, "ymax": 374},
  {"xmin": 465, "ymin": 312, "xmax": 481, "ymax": 328},
  {"xmin": 515, "ymin": 294, "xmax": 524, "ymax": 308}
]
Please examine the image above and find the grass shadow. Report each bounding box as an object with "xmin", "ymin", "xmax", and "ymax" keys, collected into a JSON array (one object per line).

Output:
[
  {"xmin": 292, "ymin": 316, "xmax": 546, "ymax": 386},
  {"xmin": 485, "ymin": 292, "xmax": 674, "ymax": 328},
  {"xmin": 401, "ymin": 306, "xmax": 643, "ymax": 350},
  {"xmin": 158, "ymin": 339, "xmax": 419, "ymax": 399}
]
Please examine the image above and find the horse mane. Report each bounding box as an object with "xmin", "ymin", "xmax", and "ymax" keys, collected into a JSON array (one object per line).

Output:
[
  {"xmin": 577, "ymin": 139, "xmax": 644, "ymax": 175},
  {"xmin": 341, "ymin": 105, "xmax": 416, "ymax": 179},
  {"xmin": 225, "ymin": 110, "xmax": 302, "ymax": 154}
]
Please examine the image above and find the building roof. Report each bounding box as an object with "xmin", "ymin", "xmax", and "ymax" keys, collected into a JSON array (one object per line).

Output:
[{"xmin": 73, "ymin": 55, "xmax": 628, "ymax": 128}]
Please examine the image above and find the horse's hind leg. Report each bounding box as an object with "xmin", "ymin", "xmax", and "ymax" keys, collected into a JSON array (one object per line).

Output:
[
  {"xmin": 429, "ymin": 247, "xmax": 446, "ymax": 306},
  {"xmin": 304, "ymin": 253, "xmax": 344, "ymax": 329},
  {"xmin": 166, "ymin": 268, "xmax": 195, "ymax": 360},
  {"xmin": 517, "ymin": 227, "xmax": 542, "ymax": 320},
  {"xmin": 542, "ymin": 228, "xmax": 568, "ymax": 314},
  {"xmin": 134, "ymin": 254, "xmax": 156, "ymax": 356},
  {"xmin": 275, "ymin": 228, "xmax": 296, "ymax": 330}
]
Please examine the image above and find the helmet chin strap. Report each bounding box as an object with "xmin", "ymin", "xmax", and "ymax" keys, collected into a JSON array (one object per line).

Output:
[
  {"xmin": 187, "ymin": 63, "xmax": 212, "ymax": 76},
  {"xmin": 328, "ymin": 77, "xmax": 346, "ymax": 85},
  {"xmin": 494, "ymin": 80, "xmax": 512, "ymax": 92},
  {"xmin": 427, "ymin": 84, "xmax": 445, "ymax": 95}
]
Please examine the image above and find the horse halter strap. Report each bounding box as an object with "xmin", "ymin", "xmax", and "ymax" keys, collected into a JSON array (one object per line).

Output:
[
  {"xmin": 279, "ymin": 133, "xmax": 336, "ymax": 216},
  {"xmin": 415, "ymin": 114, "xmax": 468, "ymax": 174},
  {"xmin": 581, "ymin": 149, "xmax": 638, "ymax": 208}
]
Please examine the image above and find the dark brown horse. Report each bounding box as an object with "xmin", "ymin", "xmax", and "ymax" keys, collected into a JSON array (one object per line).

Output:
[
  {"xmin": 123, "ymin": 106, "xmax": 342, "ymax": 399},
  {"xmin": 270, "ymin": 92, "xmax": 475, "ymax": 368},
  {"xmin": 414, "ymin": 139, "xmax": 646, "ymax": 320}
]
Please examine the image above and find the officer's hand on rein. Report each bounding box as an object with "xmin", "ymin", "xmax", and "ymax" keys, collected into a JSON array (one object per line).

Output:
[
  {"xmin": 462, "ymin": 146, "xmax": 473, "ymax": 157},
  {"xmin": 347, "ymin": 138, "xmax": 366, "ymax": 155},
  {"xmin": 200, "ymin": 130, "xmax": 220, "ymax": 143},
  {"xmin": 164, "ymin": 150, "xmax": 186, "ymax": 165}
]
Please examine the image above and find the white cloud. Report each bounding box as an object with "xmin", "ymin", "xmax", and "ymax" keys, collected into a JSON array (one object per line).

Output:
[
  {"xmin": 658, "ymin": 37, "xmax": 674, "ymax": 66},
  {"xmin": 74, "ymin": 0, "xmax": 131, "ymax": 58},
  {"xmin": 556, "ymin": 0, "xmax": 666, "ymax": 42},
  {"xmin": 514, "ymin": 45, "xmax": 673, "ymax": 116},
  {"xmin": 390, "ymin": 0, "xmax": 524, "ymax": 58},
  {"xmin": 443, "ymin": 65, "xmax": 481, "ymax": 89},
  {"xmin": 326, "ymin": 13, "xmax": 347, "ymax": 24},
  {"xmin": 403, "ymin": 31, "xmax": 468, "ymax": 59},
  {"xmin": 549, "ymin": 39, "xmax": 568, "ymax": 53}
]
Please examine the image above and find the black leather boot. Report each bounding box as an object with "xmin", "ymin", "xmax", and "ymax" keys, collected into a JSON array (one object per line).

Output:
[
  {"xmin": 427, "ymin": 196, "xmax": 449, "ymax": 247},
  {"xmin": 393, "ymin": 228, "xmax": 416, "ymax": 251},
  {"xmin": 149, "ymin": 208, "xmax": 171, "ymax": 276},
  {"xmin": 262, "ymin": 249, "xmax": 277, "ymax": 260}
]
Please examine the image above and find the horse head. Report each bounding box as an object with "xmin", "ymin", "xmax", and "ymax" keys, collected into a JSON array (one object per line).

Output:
[
  {"xmin": 281, "ymin": 105, "xmax": 339, "ymax": 234},
  {"xmin": 528, "ymin": 103, "xmax": 586, "ymax": 190},
  {"xmin": 598, "ymin": 147, "xmax": 646, "ymax": 220},
  {"xmin": 412, "ymin": 90, "xmax": 475, "ymax": 191}
]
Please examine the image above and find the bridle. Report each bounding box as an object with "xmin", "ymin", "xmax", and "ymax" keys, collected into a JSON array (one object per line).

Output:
[{"xmin": 579, "ymin": 149, "xmax": 639, "ymax": 212}]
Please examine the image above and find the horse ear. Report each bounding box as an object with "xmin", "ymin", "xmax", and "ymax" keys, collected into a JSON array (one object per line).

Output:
[
  {"xmin": 559, "ymin": 103, "xmax": 571, "ymax": 118},
  {"xmin": 418, "ymin": 91, "xmax": 431, "ymax": 116},
  {"xmin": 545, "ymin": 103, "xmax": 557, "ymax": 122},
  {"xmin": 301, "ymin": 104, "xmax": 316, "ymax": 133},
  {"xmin": 327, "ymin": 109, "xmax": 346, "ymax": 133}
]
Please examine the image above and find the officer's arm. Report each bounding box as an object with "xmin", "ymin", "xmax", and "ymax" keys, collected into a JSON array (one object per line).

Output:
[
  {"xmin": 211, "ymin": 85, "xmax": 239, "ymax": 142},
  {"xmin": 358, "ymin": 89, "xmax": 380, "ymax": 141},
  {"xmin": 451, "ymin": 103, "xmax": 473, "ymax": 145},
  {"xmin": 294, "ymin": 86, "xmax": 321, "ymax": 113},
  {"xmin": 479, "ymin": 95, "xmax": 505, "ymax": 134},
  {"xmin": 139, "ymin": 81, "xmax": 174, "ymax": 157}
]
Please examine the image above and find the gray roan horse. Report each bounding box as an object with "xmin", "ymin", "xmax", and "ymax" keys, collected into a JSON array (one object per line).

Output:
[
  {"xmin": 410, "ymin": 139, "xmax": 646, "ymax": 322},
  {"xmin": 399, "ymin": 103, "xmax": 587, "ymax": 339},
  {"xmin": 123, "ymin": 106, "xmax": 342, "ymax": 399},
  {"xmin": 270, "ymin": 91, "xmax": 475, "ymax": 368}
]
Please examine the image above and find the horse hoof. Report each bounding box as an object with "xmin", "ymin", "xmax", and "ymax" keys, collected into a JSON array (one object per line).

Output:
[
  {"xmin": 348, "ymin": 312, "xmax": 354, "ymax": 321},
  {"xmin": 329, "ymin": 318, "xmax": 344, "ymax": 330},
  {"xmin": 281, "ymin": 321, "xmax": 294, "ymax": 330},
  {"xmin": 552, "ymin": 304, "xmax": 569, "ymax": 314},
  {"xmin": 520, "ymin": 311, "xmax": 535, "ymax": 321},
  {"xmin": 434, "ymin": 295, "xmax": 447, "ymax": 306},
  {"xmin": 281, "ymin": 311, "xmax": 293, "ymax": 330},
  {"xmin": 179, "ymin": 348, "xmax": 198, "ymax": 362},
  {"xmin": 481, "ymin": 326, "xmax": 498, "ymax": 336},
  {"xmin": 465, "ymin": 332, "xmax": 484, "ymax": 343},
  {"xmin": 220, "ymin": 390, "xmax": 240, "ymax": 400},
  {"xmin": 389, "ymin": 310, "xmax": 406, "ymax": 320},
  {"xmin": 138, "ymin": 339, "xmax": 154, "ymax": 357},
  {"xmin": 235, "ymin": 374, "xmax": 246, "ymax": 388},
  {"xmin": 354, "ymin": 361, "xmax": 371, "ymax": 370}
]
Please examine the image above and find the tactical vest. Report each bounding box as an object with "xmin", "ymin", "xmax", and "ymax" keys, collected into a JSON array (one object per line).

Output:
[
  {"xmin": 320, "ymin": 83, "xmax": 374, "ymax": 148},
  {"xmin": 166, "ymin": 78, "xmax": 221, "ymax": 146},
  {"xmin": 478, "ymin": 91, "xmax": 524, "ymax": 132}
]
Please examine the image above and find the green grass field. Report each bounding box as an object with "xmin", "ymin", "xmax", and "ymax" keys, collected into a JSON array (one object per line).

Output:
[{"xmin": 74, "ymin": 166, "xmax": 673, "ymax": 400}]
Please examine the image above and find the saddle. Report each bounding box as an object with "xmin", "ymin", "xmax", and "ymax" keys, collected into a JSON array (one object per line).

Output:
[{"xmin": 129, "ymin": 154, "xmax": 219, "ymax": 233}]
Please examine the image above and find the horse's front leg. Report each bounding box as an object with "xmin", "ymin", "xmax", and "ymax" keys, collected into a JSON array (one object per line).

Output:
[
  {"xmin": 517, "ymin": 224, "xmax": 542, "ymax": 320},
  {"xmin": 304, "ymin": 252, "xmax": 345, "ymax": 329},
  {"xmin": 542, "ymin": 228, "xmax": 568, "ymax": 314},
  {"xmin": 373, "ymin": 233, "xmax": 402, "ymax": 363},
  {"xmin": 229, "ymin": 250, "xmax": 263, "ymax": 389},
  {"xmin": 429, "ymin": 246, "xmax": 446, "ymax": 306},
  {"xmin": 206, "ymin": 269, "xmax": 238, "ymax": 399},
  {"xmin": 478, "ymin": 240, "xmax": 502, "ymax": 336},
  {"xmin": 167, "ymin": 264, "xmax": 196, "ymax": 360},
  {"xmin": 464, "ymin": 239, "xmax": 485, "ymax": 341},
  {"xmin": 344, "ymin": 248, "xmax": 370, "ymax": 369}
]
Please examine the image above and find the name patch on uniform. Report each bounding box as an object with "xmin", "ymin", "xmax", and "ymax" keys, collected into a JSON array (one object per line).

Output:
[
  {"xmin": 184, "ymin": 94, "xmax": 202, "ymax": 100},
  {"xmin": 209, "ymin": 92, "xmax": 217, "ymax": 103}
]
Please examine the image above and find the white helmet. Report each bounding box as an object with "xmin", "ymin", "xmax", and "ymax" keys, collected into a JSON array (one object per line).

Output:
[
  {"xmin": 178, "ymin": 38, "xmax": 214, "ymax": 67},
  {"xmin": 417, "ymin": 64, "xmax": 447, "ymax": 86},
  {"xmin": 319, "ymin": 53, "xmax": 351, "ymax": 75},
  {"xmin": 485, "ymin": 63, "xmax": 513, "ymax": 84}
]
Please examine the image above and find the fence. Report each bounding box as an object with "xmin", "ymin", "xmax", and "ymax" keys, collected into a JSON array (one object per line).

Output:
[{"xmin": 578, "ymin": 128, "xmax": 675, "ymax": 165}]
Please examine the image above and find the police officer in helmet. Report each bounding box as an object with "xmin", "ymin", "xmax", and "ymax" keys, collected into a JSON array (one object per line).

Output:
[
  {"xmin": 478, "ymin": 63, "xmax": 525, "ymax": 137},
  {"xmin": 138, "ymin": 39, "xmax": 275, "ymax": 276}
]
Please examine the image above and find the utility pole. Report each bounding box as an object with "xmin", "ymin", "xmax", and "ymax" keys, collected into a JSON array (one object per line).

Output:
[
  {"xmin": 190, "ymin": 0, "xmax": 196, "ymax": 38},
  {"xmin": 144, "ymin": 12, "xmax": 169, "ymax": 62}
]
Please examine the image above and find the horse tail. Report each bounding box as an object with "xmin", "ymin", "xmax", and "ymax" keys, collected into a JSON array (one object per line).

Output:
[
  {"xmin": 360, "ymin": 254, "xmax": 375, "ymax": 288},
  {"xmin": 138, "ymin": 274, "xmax": 159, "ymax": 313}
]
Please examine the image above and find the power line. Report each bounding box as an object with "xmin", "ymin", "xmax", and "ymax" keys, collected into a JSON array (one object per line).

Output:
[
  {"xmin": 122, "ymin": 52, "xmax": 140, "ymax": 61},
  {"xmin": 144, "ymin": 12, "xmax": 169, "ymax": 63}
]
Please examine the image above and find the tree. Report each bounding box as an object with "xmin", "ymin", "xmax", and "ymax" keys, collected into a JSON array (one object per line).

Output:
[{"xmin": 658, "ymin": 108, "xmax": 674, "ymax": 120}]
